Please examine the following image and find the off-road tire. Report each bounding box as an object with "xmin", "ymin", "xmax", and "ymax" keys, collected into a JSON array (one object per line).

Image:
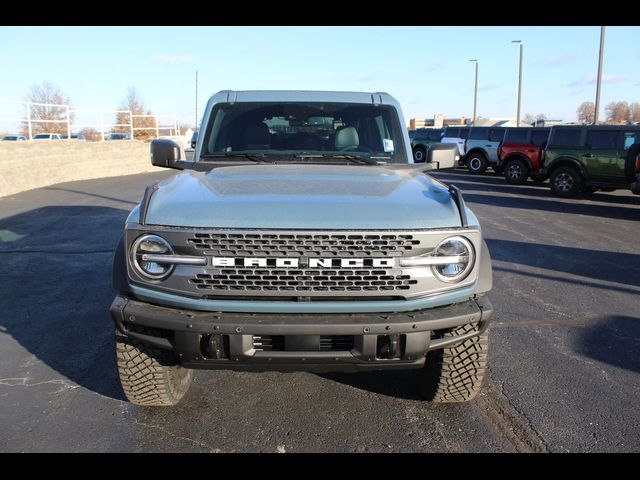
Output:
[
  {"xmin": 413, "ymin": 146, "xmax": 427, "ymax": 163},
  {"xmin": 415, "ymin": 322, "xmax": 489, "ymax": 402},
  {"xmin": 116, "ymin": 328, "xmax": 193, "ymax": 406},
  {"xmin": 467, "ymin": 153, "xmax": 488, "ymax": 174},
  {"xmin": 550, "ymin": 166, "xmax": 582, "ymax": 198},
  {"xmin": 504, "ymin": 158, "xmax": 529, "ymax": 185}
]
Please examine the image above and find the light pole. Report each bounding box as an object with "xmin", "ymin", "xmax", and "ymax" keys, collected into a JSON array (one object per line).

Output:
[
  {"xmin": 512, "ymin": 40, "xmax": 523, "ymax": 127},
  {"xmin": 195, "ymin": 70, "xmax": 199, "ymax": 130},
  {"xmin": 594, "ymin": 26, "xmax": 606, "ymax": 125},
  {"xmin": 469, "ymin": 59, "xmax": 478, "ymax": 124}
]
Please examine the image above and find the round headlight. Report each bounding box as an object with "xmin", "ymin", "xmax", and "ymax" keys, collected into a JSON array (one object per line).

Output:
[
  {"xmin": 131, "ymin": 234, "xmax": 174, "ymax": 281},
  {"xmin": 431, "ymin": 236, "xmax": 475, "ymax": 283}
]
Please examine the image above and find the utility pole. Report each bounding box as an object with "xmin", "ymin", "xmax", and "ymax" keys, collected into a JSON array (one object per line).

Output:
[
  {"xmin": 512, "ymin": 40, "xmax": 523, "ymax": 127},
  {"xmin": 594, "ymin": 26, "xmax": 606, "ymax": 125},
  {"xmin": 469, "ymin": 59, "xmax": 478, "ymax": 124},
  {"xmin": 195, "ymin": 70, "xmax": 198, "ymax": 130}
]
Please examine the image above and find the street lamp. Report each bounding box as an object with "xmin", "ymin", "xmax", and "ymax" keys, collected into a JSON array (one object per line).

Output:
[
  {"xmin": 512, "ymin": 40, "xmax": 523, "ymax": 127},
  {"xmin": 594, "ymin": 26, "xmax": 606, "ymax": 125},
  {"xmin": 469, "ymin": 59, "xmax": 478, "ymax": 124}
]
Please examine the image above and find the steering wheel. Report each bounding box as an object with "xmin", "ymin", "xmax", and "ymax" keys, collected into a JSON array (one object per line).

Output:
[{"xmin": 340, "ymin": 145, "xmax": 373, "ymax": 153}]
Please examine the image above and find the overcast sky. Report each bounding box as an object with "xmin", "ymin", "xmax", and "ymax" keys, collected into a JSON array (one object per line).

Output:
[{"xmin": 1, "ymin": 26, "xmax": 638, "ymax": 128}]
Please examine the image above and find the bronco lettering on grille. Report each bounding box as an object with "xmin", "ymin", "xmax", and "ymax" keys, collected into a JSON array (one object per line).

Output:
[{"xmin": 209, "ymin": 257, "xmax": 396, "ymax": 268}]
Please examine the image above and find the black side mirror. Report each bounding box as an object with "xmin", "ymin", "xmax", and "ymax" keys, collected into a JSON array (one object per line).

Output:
[{"xmin": 150, "ymin": 139, "xmax": 182, "ymax": 169}]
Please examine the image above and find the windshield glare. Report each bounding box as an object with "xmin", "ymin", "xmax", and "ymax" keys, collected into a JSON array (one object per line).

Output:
[{"xmin": 201, "ymin": 102, "xmax": 406, "ymax": 163}]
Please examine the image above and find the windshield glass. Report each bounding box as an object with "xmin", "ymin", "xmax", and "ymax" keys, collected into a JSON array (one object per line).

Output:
[{"xmin": 200, "ymin": 102, "xmax": 407, "ymax": 163}]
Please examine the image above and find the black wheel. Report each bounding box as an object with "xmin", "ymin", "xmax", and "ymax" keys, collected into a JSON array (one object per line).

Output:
[
  {"xmin": 415, "ymin": 322, "xmax": 489, "ymax": 403},
  {"xmin": 413, "ymin": 146, "xmax": 426, "ymax": 163},
  {"xmin": 504, "ymin": 158, "xmax": 529, "ymax": 185},
  {"xmin": 467, "ymin": 152, "xmax": 488, "ymax": 174},
  {"xmin": 116, "ymin": 327, "xmax": 193, "ymax": 406},
  {"xmin": 550, "ymin": 166, "xmax": 582, "ymax": 198}
]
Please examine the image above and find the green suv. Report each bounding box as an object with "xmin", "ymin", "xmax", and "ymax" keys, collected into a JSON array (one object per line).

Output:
[
  {"xmin": 409, "ymin": 128, "xmax": 444, "ymax": 162},
  {"xmin": 541, "ymin": 125, "xmax": 640, "ymax": 197}
]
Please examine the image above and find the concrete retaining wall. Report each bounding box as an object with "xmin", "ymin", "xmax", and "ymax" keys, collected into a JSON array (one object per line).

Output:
[{"xmin": 0, "ymin": 140, "xmax": 167, "ymax": 198}]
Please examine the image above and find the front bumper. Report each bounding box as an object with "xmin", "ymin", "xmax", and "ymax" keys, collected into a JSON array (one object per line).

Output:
[{"xmin": 110, "ymin": 295, "xmax": 493, "ymax": 372}]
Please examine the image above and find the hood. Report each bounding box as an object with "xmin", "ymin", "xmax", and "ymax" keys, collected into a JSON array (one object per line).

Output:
[{"xmin": 144, "ymin": 164, "xmax": 462, "ymax": 230}]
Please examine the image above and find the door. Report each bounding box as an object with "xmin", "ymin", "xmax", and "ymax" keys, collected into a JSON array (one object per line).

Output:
[{"xmin": 584, "ymin": 130, "xmax": 623, "ymax": 184}]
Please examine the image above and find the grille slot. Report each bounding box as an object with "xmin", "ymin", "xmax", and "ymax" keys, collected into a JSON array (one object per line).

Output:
[
  {"xmin": 189, "ymin": 268, "xmax": 418, "ymax": 293},
  {"xmin": 252, "ymin": 335, "xmax": 354, "ymax": 352},
  {"xmin": 187, "ymin": 233, "xmax": 420, "ymax": 257}
]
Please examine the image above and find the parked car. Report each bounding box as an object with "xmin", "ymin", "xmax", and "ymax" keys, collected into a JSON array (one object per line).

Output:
[
  {"xmin": 410, "ymin": 128, "xmax": 444, "ymax": 162},
  {"xmin": 190, "ymin": 130, "xmax": 198, "ymax": 149},
  {"xmin": 1, "ymin": 135, "xmax": 27, "ymax": 141},
  {"xmin": 463, "ymin": 127, "xmax": 507, "ymax": 174},
  {"xmin": 441, "ymin": 126, "xmax": 470, "ymax": 161},
  {"xmin": 63, "ymin": 134, "xmax": 86, "ymax": 141},
  {"xmin": 33, "ymin": 133, "xmax": 62, "ymax": 140},
  {"xmin": 499, "ymin": 128, "xmax": 550, "ymax": 184},
  {"xmin": 540, "ymin": 125, "xmax": 640, "ymax": 197},
  {"xmin": 106, "ymin": 133, "xmax": 132, "ymax": 140},
  {"xmin": 110, "ymin": 89, "xmax": 493, "ymax": 407}
]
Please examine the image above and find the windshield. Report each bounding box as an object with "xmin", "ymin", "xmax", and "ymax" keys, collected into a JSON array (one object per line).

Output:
[{"xmin": 200, "ymin": 102, "xmax": 407, "ymax": 163}]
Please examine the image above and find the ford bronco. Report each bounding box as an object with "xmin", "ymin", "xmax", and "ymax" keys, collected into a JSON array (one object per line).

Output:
[{"xmin": 110, "ymin": 90, "xmax": 493, "ymax": 406}]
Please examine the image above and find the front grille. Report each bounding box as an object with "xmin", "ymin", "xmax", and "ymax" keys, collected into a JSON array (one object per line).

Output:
[
  {"xmin": 252, "ymin": 335, "xmax": 354, "ymax": 351},
  {"xmin": 187, "ymin": 233, "xmax": 420, "ymax": 257},
  {"xmin": 189, "ymin": 268, "xmax": 418, "ymax": 293}
]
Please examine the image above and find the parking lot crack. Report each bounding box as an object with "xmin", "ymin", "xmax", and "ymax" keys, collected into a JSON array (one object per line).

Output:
[{"xmin": 130, "ymin": 417, "xmax": 222, "ymax": 453}]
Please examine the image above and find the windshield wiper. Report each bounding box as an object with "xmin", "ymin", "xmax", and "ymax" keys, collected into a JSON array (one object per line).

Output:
[
  {"xmin": 293, "ymin": 153, "xmax": 385, "ymax": 165},
  {"xmin": 200, "ymin": 152, "xmax": 273, "ymax": 163}
]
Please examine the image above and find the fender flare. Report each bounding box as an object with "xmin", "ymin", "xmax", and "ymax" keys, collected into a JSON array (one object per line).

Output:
[{"xmin": 476, "ymin": 239, "xmax": 492, "ymax": 294}]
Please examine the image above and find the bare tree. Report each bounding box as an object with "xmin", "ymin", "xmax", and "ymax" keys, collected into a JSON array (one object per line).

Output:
[
  {"xmin": 576, "ymin": 101, "xmax": 595, "ymax": 124},
  {"xmin": 630, "ymin": 102, "xmax": 640, "ymax": 124},
  {"xmin": 21, "ymin": 81, "xmax": 74, "ymax": 137},
  {"xmin": 178, "ymin": 122, "xmax": 195, "ymax": 135},
  {"xmin": 605, "ymin": 101, "xmax": 630, "ymax": 124},
  {"xmin": 79, "ymin": 127, "xmax": 101, "ymax": 142},
  {"xmin": 523, "ymin": 113, "xmax": 535, "ymax": 125},
  {"xmin": 113, "ymin": 87, "xmax": 157, "ymax": 142}
]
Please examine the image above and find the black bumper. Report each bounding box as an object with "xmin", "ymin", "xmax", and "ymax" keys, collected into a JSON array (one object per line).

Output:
[{"xmin": 110, "ymin": 295, "xmax": 493, "ymax": 372}]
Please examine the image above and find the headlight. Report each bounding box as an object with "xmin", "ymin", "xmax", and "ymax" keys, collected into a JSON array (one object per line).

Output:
[
  {"xmin": 131, "ymin": 234, "xmax": 174, "ymax": 281},
  {"xmin": 430, "ymin": 236, "xmax": 475, "ymax": 283}
]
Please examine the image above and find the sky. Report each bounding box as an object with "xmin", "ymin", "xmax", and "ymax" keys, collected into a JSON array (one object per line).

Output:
[{"xmin": 0, "ymin": 26, "xmax": 639, "ymax": 130}]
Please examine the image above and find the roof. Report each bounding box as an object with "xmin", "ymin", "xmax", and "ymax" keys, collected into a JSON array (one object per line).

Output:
[{"xmin": 212, "ymin": 90, "xmax": 396, "ymax": 105}]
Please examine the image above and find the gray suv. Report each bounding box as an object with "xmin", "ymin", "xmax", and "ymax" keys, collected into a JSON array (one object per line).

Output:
[
  {"xmin": 465, "ymin": 127, "xmax": 507, "ymax": 174},
  {"xmin": 110, "ymin": 90, "xmax": 494, "ymax": 407}
]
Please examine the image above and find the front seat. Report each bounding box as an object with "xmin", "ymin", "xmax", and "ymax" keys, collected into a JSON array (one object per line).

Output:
[
  {"xmin": 243, "ymin": 123, "xmax": 271, "ymax": 150},
  {"xmin": 334, "ymin": 126, "xmax": 359, "ymax": 150}
]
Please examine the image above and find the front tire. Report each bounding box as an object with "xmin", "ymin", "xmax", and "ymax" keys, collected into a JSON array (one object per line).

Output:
[
  {"xmin": 116, "ymin": 328, "xmax": 193, "ymax": 406},
  {"xmin": 550, "ymin": 166, "xmax": 582, "ymax": 198},
  {"xmin": 413, "ymin": 146, "xmax": 426, "ymax": 163},
  {"xmin": 415, "ymin": 322, "xmax": 489, "ymax": 403},
  {"xmin": 504, "ymin": 158, "xmax": 529, "ymax": 185},
  {"xmin": 467, "ymin": 153, "xmax": 488, "ymax": 174}
]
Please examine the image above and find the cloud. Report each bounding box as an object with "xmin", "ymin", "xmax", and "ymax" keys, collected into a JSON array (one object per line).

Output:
[
  {"xmin": 544, "ymin": 51, "xmax": 584, "ymax": 67},
  {"xmin": 356, "ymin": 73, "xmax": 380, "ymax": 83},
  {"xmin": 153, "ymin": 54, "xmax": 196, "ymax": 65},
  {"xmin": 568, "ymin": 73, "xmax": 624, "ymax": 87},
  {"xmin": 424, "ymin": 60, "xmax": 444, "ymax": 73},
  {"xmin": 478, "ymin": 84, "xmax": 500, "ymax": 92}
]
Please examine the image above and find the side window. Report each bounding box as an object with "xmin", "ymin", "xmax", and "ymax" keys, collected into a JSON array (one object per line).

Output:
[
  {"xmin": 552, "ymin": 128, "xmax": 582, "ymax": 146},
  {"xmin": 468, "ymin": 128, "xmax": 489, "ymax": 140},
  {"xmin": 622, "ymin": 132, "xmax": 638, "ymax": 150},
  {"xmin": 489, "ymin": 129, "xmax": 506, "ymax": 142},
  {"xmin": 445, "ymin": 128, "xmax": 459, "ymax": 138},
  {"xmin": 505, "ymin": 129, "xmax": 529, "ymax": 144},
  {"xmin": 428, "ymin": 130, "xmax": 442, "ymax": 141},
  {"xmin": 586, "ymin": 130, "xmax": 618, "ymax": 149},
  {"xmin": 414, "ymin": 130, "xmax": 428, "ymax": 140},
  {"xmin": 531, "ymin": 130, "xmax": 550, "ymax": 146}
]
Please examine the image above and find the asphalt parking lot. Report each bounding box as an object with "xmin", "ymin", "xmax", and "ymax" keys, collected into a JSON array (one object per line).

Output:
[{"xmin": 0, "ymin": 168, "xmax": 638, "ymax": 452}]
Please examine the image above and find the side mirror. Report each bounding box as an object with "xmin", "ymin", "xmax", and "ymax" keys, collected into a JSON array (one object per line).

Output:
[
  {"xmin": 427, "ymin": 143, "xmax": 458, "ymax": 170},
  {"xmin": 150, "ymin": 139, "xmax": 182, "ymax": 169}
]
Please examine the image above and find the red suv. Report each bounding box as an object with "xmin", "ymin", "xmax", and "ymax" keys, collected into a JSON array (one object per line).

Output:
[{"xmin": 498, "ymin": 128, "xmax": 550, "ymax": 184}]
